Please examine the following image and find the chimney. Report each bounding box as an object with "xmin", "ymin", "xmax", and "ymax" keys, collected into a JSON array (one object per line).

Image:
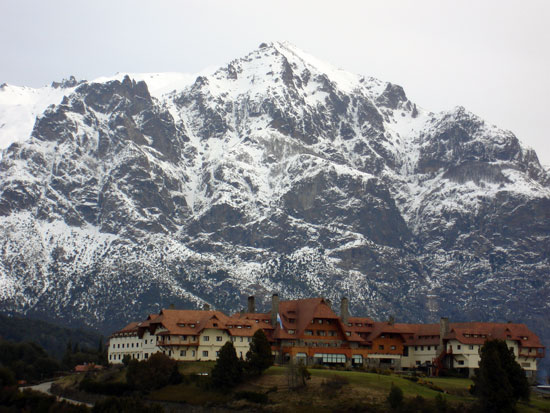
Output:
[
  {"xmin": 203, "ymin": 303, "xmax": 210, "ymax": 311},
  {"xmin": 325, "ymin": 299, "xmax": 331, "ymax": 309},
  {"xmin": 271, "ymin": 293, "xmax": 279, "ymax": 326},
  {"xmin": 439, "ymin": 317, "xmax": 449, "ymax": 356},
  {"xmin": 340, "ymin": 297, "xmax": 349, "ymax": 325},
  {"xmin": 388, "ymin": 315, "xmax": 395, "ymax": 326},
  {"xmin": 247, "ymin": 296, "xmax": 255, "ymax": 314}
]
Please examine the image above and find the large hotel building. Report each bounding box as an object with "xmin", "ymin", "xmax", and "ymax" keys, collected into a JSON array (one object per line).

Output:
[{"xmin": 108, "ymin": 295, "xmax": 545, "ymax": 381}]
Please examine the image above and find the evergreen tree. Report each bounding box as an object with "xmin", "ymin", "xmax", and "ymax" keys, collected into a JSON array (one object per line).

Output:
[
  {"xmin": 211, "ymin": 341, "xmax": 242, "ymax": 390},
  {"xmin": 472, "ymin": 339, "xmax": 529, "ymax": 413},
  {"xmin": 245, "ymin": 329, "xmax": 273, "ymax": 376}
]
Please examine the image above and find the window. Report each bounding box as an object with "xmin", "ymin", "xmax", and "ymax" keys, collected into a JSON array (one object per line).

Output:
[
  {"xmin": 203, "ymin": 336, "xmax": 209, "ymax": 341},
  {"xmin": 427, "ymin": 346, "xmax": 431, "ymax": 351},
  {"xmin": 469, "ymin": 345, "xmax": 474, "ymax": 350},
  {"xmin": 202, "ymin": 351, "xmax": 208, "ymax": 357},
  {"xmin": 216, "ymin": 336, "xmax": 223, "ymax": 342},
  {"xmin": 379, "ymin": 345, "xmax": 384, "ymax": 350},
  {"xmin": 248, "ymin": 337, "xmax": 251, "ymax": 342},
  {"xmin": 122, "ymin": 344, "xmax": 124, "ymax": 348},
  {"xmin": 521, "ymin": 362, "xmax": 530, "ymax": 368},
  {"xmin": 239, "ymin": 352, "xmax": 243, "ymax": 358},
  {"xmin": 457, "ymin": 345, "xmax": 461, "ymax": 350},
  {"xmin": 131, "ymin": 343, "xmax": 134, "ymax": 348},
  {"xmin": 144, "ymin": 353, "xmax": 148, "ymax": 359},
  {"xmin": 390, "ymin": 345, "xmax": 396, "ymax": 350},
  {"xmin": 180, "ymin": 350, "xmax": 186, "ymax": 357},
  {"xmin": 213, "ymin": 323, "xmax": 218, "ymax": 327},
  {"xmin": 305, "ymin": 330, "xmax": 313, "ymax": 336},
  {"xmin": 317, "ymin": 330, "xmax": 326, "ymax": 336},
  {"xmin": 288, "ymin": 329, "xmax": 295, "ymax": 334},
  {"xmin": 118, "ymin": 344, "xmax": 120, "ymax": 348},
  {"xmin": 329, "ymin": 331, "xmax": 336, "ymax": 336},
  {"xmin": 421, "ymin": 346, "xmax": 424, "ymax": 351},
  {"xmin": 216, "ymin": 351, "xmax": 220, "ymax": 357},
  {"xmin": 191, "ymin": 350, "xmax": 196, "ymax": 357},
  {"xmin": 458, "ymin": 360, "xmax": 464, "ymax": 365},
  {"xmin": 416, "ymin": 361, "xmax": 421, "ymax": 366},
  {"xmin": 137, "ymin": 354, "xmax": 140, "ymax": 359},
  {"xmin": 318, "ymin": 319, "xmax": 323, "ymax": 324},
  {"xmin": 346, "ymin": 332, "xmax": 351, "ymax": 336},
  {"xmin": 415, "ymin": 346, "xmax": 418, "ymax": 351},
  {"xmin": 181, "ymin": 335, "xmax": 187, "ymax": 340},
  {"xmin": 240, "ymin": 337, "xmax": 244, "ymax": 342}
]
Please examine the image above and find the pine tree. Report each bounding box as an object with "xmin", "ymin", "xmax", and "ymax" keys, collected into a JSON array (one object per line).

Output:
[
  {"xmin": 211, "ymin": 341, "xmax": 242, "ymax": 390},
  {"xmin": 245, "ymin": 329, "xmax": 273, "ymax": 376},
  {"xmin": 472, "ymin": 339, "xmax": 529, "ymax": 413}
]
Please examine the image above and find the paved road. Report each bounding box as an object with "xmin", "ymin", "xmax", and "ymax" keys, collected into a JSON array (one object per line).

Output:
[{"xmin": 24, "ymin": 381, "xmax": 94, "ymax": 408}]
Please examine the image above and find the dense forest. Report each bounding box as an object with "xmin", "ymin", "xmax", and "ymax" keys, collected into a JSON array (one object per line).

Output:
[{"xmin": 0, "ymin": 313, "xmax": 102, "ymax": 359}]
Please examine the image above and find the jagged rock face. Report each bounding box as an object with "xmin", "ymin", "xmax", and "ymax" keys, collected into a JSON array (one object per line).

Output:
[{"xmin": 0, "ymin": 42, "xmax": 549, "ymax": 363}]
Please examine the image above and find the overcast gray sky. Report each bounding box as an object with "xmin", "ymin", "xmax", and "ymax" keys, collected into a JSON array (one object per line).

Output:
[{"xmin": 1, "ymin": 0, "xmax": 549, "ymax": 165}]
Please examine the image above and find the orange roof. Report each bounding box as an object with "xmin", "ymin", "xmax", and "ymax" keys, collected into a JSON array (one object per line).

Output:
[{"xmin": 446, "ymin": 322, "xmax": 543, "ymax": 347}]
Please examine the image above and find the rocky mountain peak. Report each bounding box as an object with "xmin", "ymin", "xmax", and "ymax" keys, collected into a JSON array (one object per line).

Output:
[{"xmin": 0, "ymin": 44, "xmax": 548, "ymax": 368}]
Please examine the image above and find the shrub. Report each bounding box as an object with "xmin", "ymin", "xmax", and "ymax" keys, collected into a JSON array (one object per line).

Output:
[
  {"xmin": 126, "ymin": 353, "xmax": 181, "ymax": 392},
  {"xmin": 387, "ymin": 383, "xmax": 404, "ymax": 409},
  {"xmin": 234, "ymin": 390, "xmax": 268, "ymax": 404},
  {"xmin": 92, "ymin": 396, "xmax": 164, "ymax": 412}
]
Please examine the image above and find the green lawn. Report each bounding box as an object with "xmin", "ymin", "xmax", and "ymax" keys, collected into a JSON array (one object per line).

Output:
[
  {"xmin": 176, "ymin": 361, "xmax": 215, "ymax": 375},
  {"xmin": 267, "ymin": 366, "xmax": 473, "ymax": 401}
]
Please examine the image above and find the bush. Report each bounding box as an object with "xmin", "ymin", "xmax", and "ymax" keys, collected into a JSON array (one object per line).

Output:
[
  {"xmin": 92, "ymin": 396, "xmax": 164, "ymax": 412},
  {"xmin": 126, "ymin": 353, "xmax": 181, "ymax": 392},
  {"xmin": 387, "ymin": 383, "xmax": 404, "ymax": 409},
  {"xmin": 79, "ymin": 377, "xmax": 133, "ymax": 396},
  {"xmin": 234, "ymin": 390, "xmax": 269, "ymax": 404}
]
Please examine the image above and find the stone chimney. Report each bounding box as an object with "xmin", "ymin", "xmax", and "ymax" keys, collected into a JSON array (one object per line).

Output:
[
  {"xmin": 203, "ymin": 303, "xmax": 210, "ymax": 311},
  {"xmin": 247, "ymin": 296, "xmax": 255, "ymax": 314},
  {"xmin": 271, "ymin": 293, "xmax": 279, "ymax": 326},
  {"xmin": 340, "ymin": 297, "xmax": 349, "ymax": 325},
  {"xmin": 439, "ymin": 317, "xmax": 449, "ymax": 355}
]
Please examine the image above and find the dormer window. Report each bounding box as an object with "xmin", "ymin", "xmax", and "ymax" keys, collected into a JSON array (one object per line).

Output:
[
  {"xmin": 237, "ymin": 325, "xmax": 242, "ymax": 329},
  {"xmin": 213, "ymin": 323, "xmax": 218, "ymax": 327},
  {"xmin": 190, "ymin": 324, "xmax": 195, "ymax": 328}
]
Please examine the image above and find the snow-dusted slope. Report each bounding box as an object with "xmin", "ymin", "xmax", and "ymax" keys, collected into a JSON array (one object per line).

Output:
[
  {"xmin": 0, "ymin": 42, "xmax": 548, "ymax": 360},
  {"xmin": 0, "ymin": 82, "xmax": 77, "ymax": 153}
]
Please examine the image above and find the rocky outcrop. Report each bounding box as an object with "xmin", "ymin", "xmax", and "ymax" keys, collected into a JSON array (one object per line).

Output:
[{"xmin": 0, "ymin": 42, "xmax": 548, "ymax": 365}]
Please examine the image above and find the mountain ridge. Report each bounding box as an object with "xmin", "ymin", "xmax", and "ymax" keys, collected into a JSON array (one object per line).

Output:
[{"xmin": 0, "ymin": 43, "xmax": 548, "ymax": 371}]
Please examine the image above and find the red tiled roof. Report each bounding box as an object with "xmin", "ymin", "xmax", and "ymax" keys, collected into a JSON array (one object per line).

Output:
[{"xmin": 446, "ymin": 322, "xmax": 543, "ymax": 348}]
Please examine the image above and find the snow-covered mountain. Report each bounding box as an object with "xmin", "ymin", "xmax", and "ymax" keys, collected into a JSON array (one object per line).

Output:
[{"xmin": 0, "ymin": 42, "xmax": 548, "ymax": 354}]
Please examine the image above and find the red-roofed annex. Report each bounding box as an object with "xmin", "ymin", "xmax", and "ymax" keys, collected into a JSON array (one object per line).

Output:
[{"xmin": 108, "ymin": 295, "xmax": 544, "ymax": 381}]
